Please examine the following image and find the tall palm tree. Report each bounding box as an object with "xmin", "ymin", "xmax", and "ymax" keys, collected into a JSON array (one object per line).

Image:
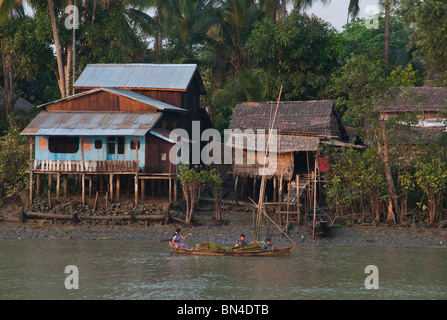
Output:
[
  {"xmin": 347, "ymin": 0, "xmax": 398, "ymax": 60},
  {"xmin": 145, "ymin": 0, "xmax": 175, "ymax": 61},
  {"xmin": 163, "ymin": 0, "xmax": 214, "ymax": 57},
  {"xmin": 205, "ymin": 0, "xmax": 264, "ymax": 79},
  {"xmin": 2, "ymin": 0, "xmax": 157, "ymax": 98},
  {"xmin": 0, "ymin": 0, "xmax": 23, "ymax": 23}
]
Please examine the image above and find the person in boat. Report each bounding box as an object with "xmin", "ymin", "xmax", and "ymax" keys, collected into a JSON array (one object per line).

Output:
[
  {"xmin": 235, "ymin": 234, "xmax": 247, "ymax": 247},
  {"xmin": 264, "ymin": 238, "xmax": 275, "ymax": 250},
  {"xmin": 172, "ymin": 228, "xmax": 189, "ymax": 249}
]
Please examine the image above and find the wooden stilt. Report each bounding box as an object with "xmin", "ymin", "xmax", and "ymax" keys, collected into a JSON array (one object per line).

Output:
[
  {"xmin": 56, "ymin": 173, "xmax": 60, "ymax": 201},
  {"xmin": 89, "ymin": 175, "xmax": 93, "ymax": 198},
  {"xmin": 109, "ymin": 174, "xmax": 114, "ymax": 201},
  {"xmin": 296, "ymin": 174, "xmax": 300, "ymax": 225},
  {"xmin": 141, "ymin": 179, "xmax": 145, "ymax": 201},
  {"xmin": 233, "ymin": 175, "xmax": 239, "ymax": 204},
  {"xmin": 134, "ymin": 174, "xmax": 139, "ymax": 205},
  {"xmin": 100, "ymin": 174, "xmax": 104, "ymax": 193},
  {"xmin": 36, "ymin": 174, "xmax": 41, "ymax": 198},
  {"xmin": 48, "ymin": 189, "xmax": 52, "ymax": 209},
  {"xmin": 48, "ymin": 174, "xmax": 52, "ymax": 193},
  {"xmin": 241, "ymin": 176, "xmax": 246, "ymax": 199},
  {"xmin": 29, "ymin": 137, "xmax": 33, "ymax": 204},
  {"xmin": 94, "ymin": 191, "xmax": 99, "ymax": 211},
  {"xmin": 63, "ymin": 175, "xmax": 67, "ymax": 199},
  {"xmin": 252, "ymin": 177, "xmax": 257, "ymax": 201},
  {"xmin": 116, "ymin": 175, "xmax": 120, "ymax": 200},
  {"xmin": 29, "ymin": 172, "xmax": 33, "ymax": 204},
  {"xmin": 169, "ymin": 175, "xmax": 172, "ymax": 204},
  {"xmin": 174, "ymin": 175, "xmax": 178, "ymax": 202},
  {"xmin": 278, "ymin": 173, "xmax": 283, "ymax": 203},
  {"xmin": 151, "ymin": 180, "xmax": 155, "ymax": 197},
  {"xmin": 82, "ymin": 173, "xmax": 85, "ymax": 206},
  {"xmin": 135, "ymin": 136, "xmax": 139, "ymax": 205},
  {"xmin": 273, "ymin": 177, "xmax": 277, "ymax": 203}
]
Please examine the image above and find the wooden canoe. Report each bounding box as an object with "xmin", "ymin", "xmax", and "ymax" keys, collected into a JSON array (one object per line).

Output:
[{"xmin": 169, "ymin": 242, "xmax": 295, "ymax": 257}]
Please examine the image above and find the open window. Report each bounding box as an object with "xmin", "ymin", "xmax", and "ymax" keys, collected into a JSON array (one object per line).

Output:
[{"xmin": 49, "ymin": 136, "xmax": 79, "ymax": 154}]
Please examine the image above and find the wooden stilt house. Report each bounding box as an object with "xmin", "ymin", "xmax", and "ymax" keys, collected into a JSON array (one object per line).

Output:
[
  {"xmin": 21, "ymin": 64, "xmax": 212, "ymax": 205},
  {"xmin": 228, "ymin": 100, "xmax": 349, "ymax": 226}
]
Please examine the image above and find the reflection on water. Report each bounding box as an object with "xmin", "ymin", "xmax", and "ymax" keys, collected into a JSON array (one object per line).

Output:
[{"xmin": 0, "ymin": 240, "xmax": 446, "ymax": 300}]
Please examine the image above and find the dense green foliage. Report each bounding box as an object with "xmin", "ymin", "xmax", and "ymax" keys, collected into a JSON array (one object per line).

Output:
[{"xmin": 1, "ymin": 1, "xmax": 447, "ymax": 224}]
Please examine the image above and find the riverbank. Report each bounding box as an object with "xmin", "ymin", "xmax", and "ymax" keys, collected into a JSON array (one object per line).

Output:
[{"xmin": 0, "ymin": 200, "xmax": 446, "ymax": 247}]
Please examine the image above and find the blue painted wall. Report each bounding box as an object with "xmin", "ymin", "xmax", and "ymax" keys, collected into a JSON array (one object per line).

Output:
[{"xmin": 35, "ymin": 136, "xmax": 146, "ymax": 169}]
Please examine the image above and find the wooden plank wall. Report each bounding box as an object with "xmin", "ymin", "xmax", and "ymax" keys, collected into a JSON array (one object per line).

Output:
[{"xmin": 45, "ymin": 91, "xmax": 159, "ymax": 112}]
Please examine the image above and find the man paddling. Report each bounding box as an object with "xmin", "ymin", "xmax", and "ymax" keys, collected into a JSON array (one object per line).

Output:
[{"xmin": 172, "ymin": 228, "xmax": 191, "ymax": 249}]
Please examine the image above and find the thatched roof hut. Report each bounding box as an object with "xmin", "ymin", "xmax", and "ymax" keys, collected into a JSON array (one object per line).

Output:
[{"xmin": 228, "ymin": 100, "xmax": 348, "ymax": 179}]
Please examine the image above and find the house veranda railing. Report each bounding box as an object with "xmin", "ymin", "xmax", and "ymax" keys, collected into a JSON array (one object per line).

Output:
[{"xmin": 31, "ymin": 159, "xmax": 139, "ymax": 173}]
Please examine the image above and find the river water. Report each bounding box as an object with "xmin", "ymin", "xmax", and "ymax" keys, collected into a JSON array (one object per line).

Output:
[{"xmin": 0, "ymin": 240, "xmax": 446, "ymax": 300}]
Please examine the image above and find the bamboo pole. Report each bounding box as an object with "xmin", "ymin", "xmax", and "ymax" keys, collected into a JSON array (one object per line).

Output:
[{"xmin": 256, "ymin": 86, "xmax": 282, "ymax": 242}]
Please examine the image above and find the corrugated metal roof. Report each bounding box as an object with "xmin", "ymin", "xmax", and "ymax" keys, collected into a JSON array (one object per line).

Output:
[
  {"xmin": 74, "ymin": 64, "xmax": 206, "ymax": 93},
  {"xmin": 38, "ymin": 87, "xmax": 186, "ymax": 112},
  {"xmin": 21, "ymin": 111, "xmax": 162, "ymax": 136}
]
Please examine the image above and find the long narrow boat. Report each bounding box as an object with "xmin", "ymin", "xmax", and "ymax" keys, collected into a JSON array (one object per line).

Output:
[{"xmin": 169, "ymin": 242, "xmax": 295, "ymax": 257}]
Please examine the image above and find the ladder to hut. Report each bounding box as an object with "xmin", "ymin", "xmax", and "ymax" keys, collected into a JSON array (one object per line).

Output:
[
  {"xmin": 260, "ymin": 175, "xmax": 310, "ymax": 229},
  {"xmin": 278, "ymin": 176, "xmax": 310, "ymax": 227}
]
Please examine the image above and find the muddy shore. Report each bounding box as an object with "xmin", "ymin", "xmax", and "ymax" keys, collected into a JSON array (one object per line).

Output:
[{"xmin": 0, "ymin": 200, "xmax": 446, "ymax": 247}]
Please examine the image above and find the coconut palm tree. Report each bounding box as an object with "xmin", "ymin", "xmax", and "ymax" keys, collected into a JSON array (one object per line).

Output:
[
  {"xmin": 2, "ymin": 0, "xmax": 157, "ymax": 98},
  {"xmin": 347, "ymin": 0, "xmax": 398, "ymax": 60}
]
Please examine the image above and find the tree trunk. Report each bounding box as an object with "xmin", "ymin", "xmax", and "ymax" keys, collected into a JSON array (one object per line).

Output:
[
  {"xmin": 384, "ymin": 7, "xmax": 390, "ymax": 60},
  {"xmin": 429, "ymin": 193, "xmax": 442, "ymax": 225},
  {"xmin": 375, "ymin": 122, "xmax": 399, "ymax": 224},
  {"xmin": 2, "ymin": 60, "xmax": 14, "ymax": 116},
  {"xmin": 155, "ymin": 7, "xmax": 163, "ymax": 62},
  {"xmin": 65, "ymin": 45, "xmax": 72, "ymax": 97},
  {"xmin": 281, "ymin": 0, "xmax": 286, "ymax": 20},
  {"xmin": 48, "ymin": 0, "xmax": 67, "ymax": 98},
  {"xmin": 215, "ymin": 186, "xmax": 221, "ymax": 221}
]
